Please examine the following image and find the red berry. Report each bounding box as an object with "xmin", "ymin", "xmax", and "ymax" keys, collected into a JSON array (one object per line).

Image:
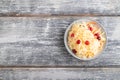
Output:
[
  {"xmin": 94, "ymin": 33, "xmax": 101, "ymax": 40},
  {"xmin": 85, "ymin": 40, "xmax": 90, "ymax": 45},
  {"xmin": 71, "ymin": 33, "xmax": 74, "ymax": 37},
  {"xmin": 76, "ymin": 40, "xmax": 81, "ymax": 44},
  {"xmin": 94, "ymin": 33, "xmax": 99, "ymax": 37},
  {"xmin": 87, "ymin": 24, "xmax": 93, "ymax": 31},
  {"xmin": 72, "ymin": 49, "xmax": 77, "ymax": 54},
  {"xmin": 89, "ymin": 27, "xmax": 93, "ymax": 31},
  {"xmin": 97, "ymin": 36, "xmax": 101, "ymax": 40}
]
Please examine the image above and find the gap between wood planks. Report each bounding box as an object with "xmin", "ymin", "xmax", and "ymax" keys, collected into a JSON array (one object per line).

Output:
[
  {"xmin": 0, "ymin": 65, "xmax": 119, "ymax": 69},
  {"xmin": 0, "ymin": 13, "xmax": 120, "ymax": 17}
]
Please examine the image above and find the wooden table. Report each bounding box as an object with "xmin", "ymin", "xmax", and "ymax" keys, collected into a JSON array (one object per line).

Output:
[{"xmin": 0, "ymin": 0, "xmax": 120, "ymax": 80}]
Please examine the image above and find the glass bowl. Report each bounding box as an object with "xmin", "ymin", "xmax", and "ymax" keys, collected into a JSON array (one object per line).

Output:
[{"xmin": 64, "ymin": 19, "xmax": 107, "ymax": 60}]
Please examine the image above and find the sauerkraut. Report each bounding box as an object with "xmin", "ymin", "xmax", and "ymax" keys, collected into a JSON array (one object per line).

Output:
[{"xmin": 68, "ymin": 21, "xmax": 106, "ymax": 59}]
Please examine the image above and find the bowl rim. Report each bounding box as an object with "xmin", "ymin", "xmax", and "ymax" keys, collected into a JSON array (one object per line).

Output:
[{"xmin": 64, "ymin": 19, "xmax": 107, "ymax": 60}]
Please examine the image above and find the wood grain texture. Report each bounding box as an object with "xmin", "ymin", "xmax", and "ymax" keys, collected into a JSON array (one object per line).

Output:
[
  {"xmin": 0, "ymin": 17, "xmax": 120, "ymax": 67},
  {"xmin": 0, "ymin": 0, "xmax": 120, "ymax": 16},
  {"xmin": 0, "ymin": 68, "xmax": 119, "ymax": 80}
]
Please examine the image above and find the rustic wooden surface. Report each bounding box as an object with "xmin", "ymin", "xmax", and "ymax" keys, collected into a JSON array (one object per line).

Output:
[
  {"xmin": 0, "ymin": 0, "xmax": 120, "ymax": 16},
  {"xmin": 0, "ymin": 17, "xmax": 120, "ymax": 67},
  {"xmin": 0, "ymin": 68, "xmax": 120, "ymax": 80},
  {"xmin": 0, "ymin": 0, "xmax": 120, "ymax": 79}
]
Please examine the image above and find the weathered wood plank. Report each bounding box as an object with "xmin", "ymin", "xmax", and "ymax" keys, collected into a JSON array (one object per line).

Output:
[
  {"xmin": 0, "ymin": 17, "xmax": 119, "ymax": 67},
  {"xmin": 0, "ymin": 0, "xmax": 120, "ymax": 16},
  {"xmin": 0, "ymin": 68, "xmax": 119, "ymax": 80}
]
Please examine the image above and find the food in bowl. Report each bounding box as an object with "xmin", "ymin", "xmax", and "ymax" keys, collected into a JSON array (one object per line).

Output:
[{"xmin": 66, "ymin": 20, "xmax": 106, "ymax": 60}]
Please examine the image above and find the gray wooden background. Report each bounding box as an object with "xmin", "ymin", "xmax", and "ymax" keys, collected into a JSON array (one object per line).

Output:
[{"xmin": 0, "ymin": 0, "xmax": 120, "ymax": 80}]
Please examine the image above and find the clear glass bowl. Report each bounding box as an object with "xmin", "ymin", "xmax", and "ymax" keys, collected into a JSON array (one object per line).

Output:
[{"xmin": 64, "ymin": 19, "xmax": 107, "ymax": 60}]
